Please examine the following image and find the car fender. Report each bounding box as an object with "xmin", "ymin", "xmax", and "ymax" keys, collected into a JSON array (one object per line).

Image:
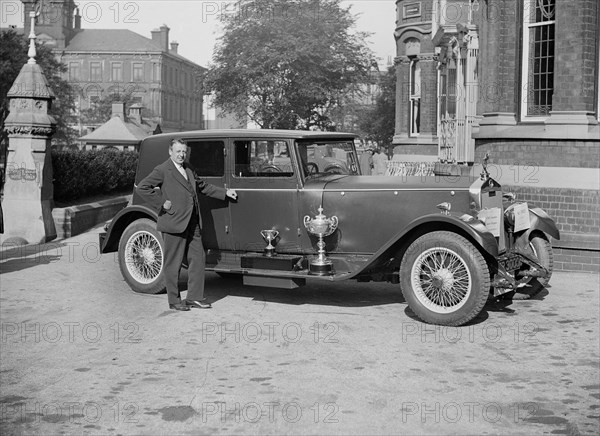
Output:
[
  {"xmin": 100, "ymin": 205, "xmax": 158, "ymax": 253},
  {"xmin": 341, "ymin": 213, "xmax": 498, "ymax": 279},
  {"xmin": 513, "ymin": 208, "xmax": 560, "ymax": 249},
  {"xmin": 386, "ymin": 212, "xmax": 498, "ymax": 256}
]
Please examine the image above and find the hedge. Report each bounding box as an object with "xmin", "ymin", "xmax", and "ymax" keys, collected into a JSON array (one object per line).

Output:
[{"xmin": 52, "ymin": 149, "xmax": 138, "ymax": 203}]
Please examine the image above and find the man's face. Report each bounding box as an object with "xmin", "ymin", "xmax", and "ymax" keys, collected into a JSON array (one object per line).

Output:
[{"xmin": 169, "ymin": 142, "xmax": 187, "ymax": 165}]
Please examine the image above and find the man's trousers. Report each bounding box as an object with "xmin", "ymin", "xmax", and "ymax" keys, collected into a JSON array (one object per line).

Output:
[{"xmin": 162, "ymin": 214, "xmax": 206, "ymax": 305}]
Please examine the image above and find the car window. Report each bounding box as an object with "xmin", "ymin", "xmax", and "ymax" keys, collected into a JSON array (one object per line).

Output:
[
  {"xmin": 186, "ymin": 140, "xmax": 225, "ymax": 177},
  {"xmin": 297, "ymin": 140, "xmax": 359, "ymax": 178},
  {"xmin": 234, "ymin": 140, "xmax": 294, "ymax": 177}
]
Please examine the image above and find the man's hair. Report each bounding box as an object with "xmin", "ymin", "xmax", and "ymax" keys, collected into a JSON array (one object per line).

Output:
[{"xmin": 169, "ymin": 138, "xmax": 186, "ymax": 150}]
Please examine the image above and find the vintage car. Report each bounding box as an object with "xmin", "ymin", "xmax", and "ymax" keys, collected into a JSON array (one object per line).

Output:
[{"xmin": 99, "ymin": 129, "xmax": 559, "ymax": 326}]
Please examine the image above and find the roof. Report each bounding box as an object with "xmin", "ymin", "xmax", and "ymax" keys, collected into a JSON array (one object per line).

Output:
[
  {"xmin": 66, "ymin": 29, "xmax": 162, "ymax": 52},
  {"xmin": 147, "ymin": 129, "xmax": 358, "ymax": 142},
  {"xmin": 80, "ymin": 115, "xmax": 152, "ymax": 144},
  {"xmin": 65, "ymin": 29, "xmax": 202, "ymax": 66}
]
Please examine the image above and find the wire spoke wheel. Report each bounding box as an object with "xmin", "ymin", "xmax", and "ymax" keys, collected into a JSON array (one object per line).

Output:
[
  {"xmin": 118, "ymin": 219, "xmax": 166, "ymax": 294},
  {"xmin": 412, "ymin": 247, "xmax": 472, "ymax": 313},
  {"xmin": 400, "ymin": 231, "xmax": 490, "ymax": 326},
  {"xmin": 124, "ymin": 231, "xmax": 163, "ymax": 284}
]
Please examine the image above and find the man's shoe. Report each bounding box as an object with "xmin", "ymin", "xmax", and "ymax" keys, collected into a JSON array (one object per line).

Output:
[
  {"xmin": 169, "ymin": 303, "xmax": 190, "ymax": 311},
  {"xmin": 185, "ymin": 299, "xmax": 212, "ymax": 309}
]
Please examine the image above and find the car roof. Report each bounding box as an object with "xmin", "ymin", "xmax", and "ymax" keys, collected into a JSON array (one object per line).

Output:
[{"xmin": 144, "ymin": 129, "xmax": 358, "ymax": 142}]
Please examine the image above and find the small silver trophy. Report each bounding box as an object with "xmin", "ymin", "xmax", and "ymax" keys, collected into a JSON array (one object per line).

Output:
[
  {"xmin": 303, "ymin": 206, "xmax": 338, "ymax": 275},
  {"xmin": 260, "ymin": 229, "xmax": 279, "ymax": 257}
]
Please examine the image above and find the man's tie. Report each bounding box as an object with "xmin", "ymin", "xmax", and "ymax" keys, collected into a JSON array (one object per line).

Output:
[{"xmin": 177, "ymin": 164, "xmax": 188, "ymax": 180}]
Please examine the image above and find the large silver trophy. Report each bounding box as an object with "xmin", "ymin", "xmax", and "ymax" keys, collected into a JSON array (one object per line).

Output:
[
  {"xmin": 303, "ymin": 206, "xmax": 338, "ymax": 275},
  {"xmin": 260, "ymin": 229, "xmax": 279, "ymax": 257}
]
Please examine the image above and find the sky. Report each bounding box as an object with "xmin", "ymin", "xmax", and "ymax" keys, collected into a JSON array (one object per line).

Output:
[{"xmin": 0, "ymin": 0, "xmax": 397, "ymax": 68}]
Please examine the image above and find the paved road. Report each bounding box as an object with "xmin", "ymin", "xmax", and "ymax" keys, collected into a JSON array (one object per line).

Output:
[{"xmin": 1, "ymin": 228, "xmax": 599, "ymax": 435}]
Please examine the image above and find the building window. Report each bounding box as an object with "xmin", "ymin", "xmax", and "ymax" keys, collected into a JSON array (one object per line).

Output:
[
  {"xmin": 403, "ymin": 2, "xmax": 421, "ymax": 19},
  {"xmin": 132, "ymin": 63, "xmax": 144, "ymax": 82},
  {"xmin": 68, "ymin": 62, "xmax": 80, "ymax": 81},
  {"xmin": 111, "ymin": 62, "xmax": 123, "ymax": 82},
  {"xmin": 521, "ymin": 0, "xmax": 555, "ymax": 119},
  {"xmin": 409, "ymin": 58, "xmax": 421, "ymax": 136},
  {"xmin": 152, "ymin": 63, "xmax": 160, "ymax": 82},
  {"xmin": 90, "ymin": 61, "xmax": 102, "ymax": 82}
]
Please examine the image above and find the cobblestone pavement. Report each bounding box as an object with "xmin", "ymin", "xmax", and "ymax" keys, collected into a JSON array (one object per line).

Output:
[{"xmin": 1, "ymin": 228, "xmax": 599, "ymax": 435}]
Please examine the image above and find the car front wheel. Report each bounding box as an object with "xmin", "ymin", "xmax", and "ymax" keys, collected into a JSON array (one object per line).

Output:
[
  {"xmin": 511, "ymin": 233, "xmax": 553, "ymax": 299},
  {"xmin": 118, "ymin": 218, "xmax": 165, "ymax": 294},
  {"xmin": 400, "ymin": 231, "xmax": 490, "ymax": 326}
]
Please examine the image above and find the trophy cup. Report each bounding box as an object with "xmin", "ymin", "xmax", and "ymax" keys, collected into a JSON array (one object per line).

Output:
[
  {"xmin": 260, "ymin": 229, "xmax": 279, "ymax": 257},
  {"xmin": 303, "ymin": 206, "xmax": 338, "ymax": 276}
]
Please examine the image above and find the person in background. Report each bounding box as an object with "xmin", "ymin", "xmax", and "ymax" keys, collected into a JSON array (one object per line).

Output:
[
  {"xmin": 372, "ymin": 147, "xmax": 389, "ymax": 176},
  {"xmin": 359, "ymin": 148, "xmax": 374, "ymax": 175}
]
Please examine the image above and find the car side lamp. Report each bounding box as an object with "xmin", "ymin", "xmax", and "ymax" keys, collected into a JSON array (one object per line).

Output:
[{"xmin": 436, "ymin": 202, "xmax": 451, "ymax": 215}]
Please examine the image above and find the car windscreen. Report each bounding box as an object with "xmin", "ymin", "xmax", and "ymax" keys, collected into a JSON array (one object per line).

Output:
[{"xmin": 296, "ymin": 140, "xmax": 359, "ymax": 178}]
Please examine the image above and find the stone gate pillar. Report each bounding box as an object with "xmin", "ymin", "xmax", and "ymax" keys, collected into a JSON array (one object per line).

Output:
[{"xmin": 2, "ymin": 12, "xmax": 56, "ymax": 244}]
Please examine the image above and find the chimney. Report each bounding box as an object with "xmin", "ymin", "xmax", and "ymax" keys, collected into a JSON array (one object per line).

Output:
[
  {"xmin": 74, "ymin": 7, "xmax": 81, "ymax": 30},
  {"xmin": 151, "ymin": 25, "xmax": 169, "ymax": 51},
  {"xmin": 111, "ymin": 102, "xmax": 126, "ymax": 119},
  {"xmin": 128, "ymin": 104, "xmax": 143, "ymax": 124},
  {"xmin": 159, "ymin": 25, "xmax": 170, "ymax": 51},
  {"xmin": 151, "ymin": 28, "xmax": 161, "ymax": 47},
  {"xmin": 170, "ymin": 41, "xmax": 179, "ymax": 54}
]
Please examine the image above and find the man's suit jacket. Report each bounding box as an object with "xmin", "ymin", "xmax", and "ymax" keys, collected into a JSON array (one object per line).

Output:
[{"xmin": 136, "ymin": 158, "xmax": 227, "ymax": 234}]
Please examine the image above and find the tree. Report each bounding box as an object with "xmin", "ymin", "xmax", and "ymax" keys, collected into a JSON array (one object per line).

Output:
[
  {"xmin": 204, "ymin": 0, "xmax": 377, "ymax": 130},
  {"xmin": 359, "ymin": 65, "xmax": 396, "ymax": 152},
  {"xmin": 81, "ymin": 89, "xmax": 144, "ymax": 125},
  {"xmin": 0, "ymin": 29, "xmax": 77, "ymax": 154}
]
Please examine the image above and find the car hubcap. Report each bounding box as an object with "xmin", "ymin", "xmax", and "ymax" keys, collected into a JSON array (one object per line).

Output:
[
  {"xmin": 411, "ymin": 247, "xmax": 472, "ymax": 313},
  {"xmin": 125, "ymin": 231, "xmax": 163, "ymax": 284}
]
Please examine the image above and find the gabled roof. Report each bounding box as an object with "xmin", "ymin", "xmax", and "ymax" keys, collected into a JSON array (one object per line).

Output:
[
  {"xmin": 66, "ymin": 29, "xmax": 162, "ymax": 52},
  {"xmin": 64, "ymin": 29, "xmax": 203, "ymax": 67},
  {"xmin": 80, "ymin": 115, "xmax": 152, "ymax": 144}
]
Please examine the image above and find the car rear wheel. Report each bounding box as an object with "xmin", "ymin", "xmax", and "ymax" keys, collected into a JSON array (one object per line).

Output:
[
  {"xmin": 400, "ymin": 231, "xmax": 490, "ymax": 326},
  {"xmin": 118, "ymin": 218, "xmax": 165, "ymax": 294}
]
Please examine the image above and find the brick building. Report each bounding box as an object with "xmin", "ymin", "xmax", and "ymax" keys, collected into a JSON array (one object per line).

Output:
[
  {"xmin": 19, "ymin": 0, "xmax": 205, "ymax": 136},
  {"xmin": 393, "ymin": 0, "xmax": 599, "ymax": 272}
]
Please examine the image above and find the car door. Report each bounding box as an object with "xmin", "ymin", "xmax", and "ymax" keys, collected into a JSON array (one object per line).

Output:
[
  {"xmin": 185, "ymin": 138, "xmax": 230, "ymax": 250},
  {"xmin": 227, "ymin": 138, "xmax": 301, "ymax": 255}
]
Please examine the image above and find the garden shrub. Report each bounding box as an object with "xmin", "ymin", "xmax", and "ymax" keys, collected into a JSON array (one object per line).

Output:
[{"xmin": 52, "ymin": 148, "xmax": 138, "ymax": 203}]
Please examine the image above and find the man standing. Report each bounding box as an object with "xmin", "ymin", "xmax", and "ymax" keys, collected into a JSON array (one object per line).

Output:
[
  {"xmin": 372, "ymin": 148, "xmax": 389, "ymax": 175},
  {"xmin": 359, "ymin": 148, "xmax": 374, "ymax": 175},
  {"xmin": 137, "ymin": 139, "xmax": 238, "ymax": 311}
]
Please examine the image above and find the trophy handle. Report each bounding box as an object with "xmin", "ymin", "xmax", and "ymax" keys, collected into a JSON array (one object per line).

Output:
[
  {"xmin": 329, "ymin": 216, "xmax": 338, "ymax": 233},
  {"xmin": 303, "ymin": 215, "xmax": 311, "ymax": 227},
  {"xmin": 261, "ymin": 230, "xmax": 279, "ymax": 239}
]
